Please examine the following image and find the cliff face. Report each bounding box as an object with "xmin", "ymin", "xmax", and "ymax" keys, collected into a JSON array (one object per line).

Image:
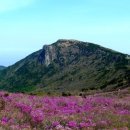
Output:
[
  {"xmin": 41, "ymin": 45, "xmax": 57, "ymax": 66},
  {"xmin": 0, "ymin": 39, "xmax": 130, "ymax": 93}
]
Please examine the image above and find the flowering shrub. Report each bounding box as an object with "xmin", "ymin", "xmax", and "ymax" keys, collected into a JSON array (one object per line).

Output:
[
  {"xmin": 0, "ymin": 91, "xmax": 130, "ymax": 129},
  {"xmin": 68, "ymin": 121, "xmax": 77, "ymax": 128},
  {"xmin": 30, "ymin": 109, "xmax": 44, "ymax": 123}
]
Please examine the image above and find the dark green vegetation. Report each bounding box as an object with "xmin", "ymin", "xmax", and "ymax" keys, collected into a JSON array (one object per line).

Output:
[{"xmin": 0, "ymin": 39, "xmax": 130, "ymax": 94}]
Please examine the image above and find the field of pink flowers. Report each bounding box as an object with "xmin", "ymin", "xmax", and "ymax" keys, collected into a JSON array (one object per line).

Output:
[{"xmin": 0, "ymin": 91, "xmax": 130, "ymax": 130}]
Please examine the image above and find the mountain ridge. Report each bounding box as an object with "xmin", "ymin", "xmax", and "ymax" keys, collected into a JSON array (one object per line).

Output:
[{"xmin": 0, "ymin": 39, "xmax": 130, "ymax": 94}]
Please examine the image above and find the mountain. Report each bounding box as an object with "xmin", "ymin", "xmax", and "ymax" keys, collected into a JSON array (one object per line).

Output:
[
  {"xmin": 0, "ymin": 66, "xmax": 6, "ymax": 70},
  {"xmin": 0, "ymin": 39, "xmax": 130, "ymax": 94}
]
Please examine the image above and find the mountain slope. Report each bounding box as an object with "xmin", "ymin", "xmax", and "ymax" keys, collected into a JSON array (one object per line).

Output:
[{"xmin": 0, "ymin": 39, "xmax": 130, "ymax": 93}]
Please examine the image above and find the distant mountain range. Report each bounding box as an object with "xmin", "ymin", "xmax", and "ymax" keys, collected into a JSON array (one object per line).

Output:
[
  {"xmin": 0, "ymin": 66, "xmax": 6, "ymax": 70},
  {"xmin": 0, "ymin": 39, "xmax": 130, "ymax": 94}
]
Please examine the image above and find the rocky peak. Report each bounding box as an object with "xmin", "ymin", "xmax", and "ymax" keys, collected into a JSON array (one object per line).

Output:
[
  {"xmin": 38, "ymin": 40, "xmax": 80, "ymax": 66},
  {"xmin": 56, "ymin": 39, "xmax": 80, "ymax": 43},
  {"xmin": 38, "ymin": 39, "xmax": 97, "ymax": 66},
  {"xmin": 55, "ymin": 39, "xmax": 83, "ymax": 47}
]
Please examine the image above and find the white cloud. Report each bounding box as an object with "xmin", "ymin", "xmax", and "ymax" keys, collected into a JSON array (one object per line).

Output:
[{"xmin": 0, "ymin": 0, "xmax": 35, "ymax": 12}]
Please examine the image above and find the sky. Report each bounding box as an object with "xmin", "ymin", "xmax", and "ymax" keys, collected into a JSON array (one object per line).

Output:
[{"xmin": 0, "ymin": 0, "xmax": 130, "ymax": 66}]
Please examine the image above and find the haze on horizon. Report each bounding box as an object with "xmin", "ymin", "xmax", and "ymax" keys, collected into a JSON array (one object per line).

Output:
[{"xmin": 0, "ymin": 0, "xmax": 130, "ymax": 66}]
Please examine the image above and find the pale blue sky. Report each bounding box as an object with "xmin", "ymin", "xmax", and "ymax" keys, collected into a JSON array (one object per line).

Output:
[{"xmin": 0, "ymin": 0, "xmax": 130, "ymax": 66}]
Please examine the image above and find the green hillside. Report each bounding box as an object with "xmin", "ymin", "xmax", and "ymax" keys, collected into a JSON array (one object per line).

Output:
[{"xmin": 0, "ymin": 39, "xmax": 130, "ymax": 94}]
